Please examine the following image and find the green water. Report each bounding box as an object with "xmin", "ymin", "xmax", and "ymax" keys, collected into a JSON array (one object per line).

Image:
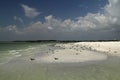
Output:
[{"xmin": 0, "ymin": 42, "xmax": 120, "ymax": 80}]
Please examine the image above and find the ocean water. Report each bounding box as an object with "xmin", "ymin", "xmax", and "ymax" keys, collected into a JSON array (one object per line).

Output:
[{"xmin": 0, "ymin": 42, "xmax": 120, "ymax": 80}]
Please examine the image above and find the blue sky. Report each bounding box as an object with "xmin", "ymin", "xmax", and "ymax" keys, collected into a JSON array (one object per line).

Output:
[
  {"xmin": 0, "ymin": 0, "xmax": 108, "ymax": 26},
  {"xmin": 0, "ymin": 0, "xmax": 120, "ymax": 41}
]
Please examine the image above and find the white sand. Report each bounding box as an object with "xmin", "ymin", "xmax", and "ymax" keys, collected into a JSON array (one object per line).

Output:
[
  {"xmin": 35, "ymin": 41, "xmax": 120, "ymax": 63},
  {"xmin": 75, "ymin": 41, "xmax": 120, "ymax": 56}
]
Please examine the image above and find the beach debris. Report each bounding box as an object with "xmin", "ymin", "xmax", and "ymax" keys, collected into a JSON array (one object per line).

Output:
[
  {"xmin": 30, "ymin": 58, "xmax": 35, "ymax": 61},
  {"xmin": 114, "ymin": 51, "xmax": 117, "ymax": 53},
  {"xmin": 76, "ymin": 53, "xmax": 79, "ymax": 55},
  {"xmin": 54, "ymin": 58, "xmax": 59, "ymax": 60}
]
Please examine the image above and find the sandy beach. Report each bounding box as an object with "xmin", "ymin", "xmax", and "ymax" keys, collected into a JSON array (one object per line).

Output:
[{"xmin": 35, "ymin": 41, "xmax": 120, "ymax": 63}]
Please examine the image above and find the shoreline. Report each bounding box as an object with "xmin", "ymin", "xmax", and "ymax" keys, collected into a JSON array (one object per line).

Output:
[{"xmin": 1, "ymin": 41, "xmax": 120, "ymax": 64}]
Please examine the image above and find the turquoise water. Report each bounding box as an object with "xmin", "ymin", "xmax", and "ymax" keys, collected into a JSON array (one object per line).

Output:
[
  {"xmin": 0, "ymin": 42, "xmax": 120, "ymax": 80},
  {"xmin": 0, "ymin": 42, "xmax": 46, "ymax": 65}
]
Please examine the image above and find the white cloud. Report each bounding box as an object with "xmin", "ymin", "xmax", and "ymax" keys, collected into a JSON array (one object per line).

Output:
[
  {"xmin": 105, "ymin": 0, "xmax": 120, "ymax": 17},
  {"xmin": 14, "ymin": 16, "xmax": 23, "ymax": 23},
  {"xmin": 20, "ymin": 12, "xmax": 116, "ymax": 34},
  {"xmin": 105, "ymin": 0, "xmax": 120, "ymax": 24},
  {"xmin": 25, "ymin": 21, "xmax": 43, "ymax": 33},
  {"xmin": 45, "ymin": 15, "xmax": 53, "ymax": 21},
  {"xmin": 48, "ymin": 26, "xmax": 53, "ymax": 30},
  {"xmin": 21, "ymin": 4, "xmax": 40, "ymax": 18},
  {"xmin": 5, "ymin": 25, "xmax": 17, "ymax": 31}
]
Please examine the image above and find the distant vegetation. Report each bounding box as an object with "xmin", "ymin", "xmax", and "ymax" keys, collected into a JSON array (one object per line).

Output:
[
  {"xmin": 0, "ymin": 40, "xmax": 120, "ymax": 43},
  {"xmin": 12, "ymin": 40, "xmax": 120, "ymax": 43}
]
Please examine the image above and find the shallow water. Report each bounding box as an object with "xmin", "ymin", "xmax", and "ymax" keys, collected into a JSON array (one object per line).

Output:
[{"xmin": 0, "ymin": 42, "xmax": 120, "ymax": 80}]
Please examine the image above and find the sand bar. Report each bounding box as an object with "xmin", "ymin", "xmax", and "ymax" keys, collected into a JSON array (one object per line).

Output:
[{"xmin": 34, "ymin": 41, "xmax": 120, "ymax": 63}]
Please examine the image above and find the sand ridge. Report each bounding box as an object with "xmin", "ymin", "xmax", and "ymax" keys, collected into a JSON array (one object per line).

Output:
[{"xmin": 35, "ymin": 42, "xmax": 116, "ymax": 63}]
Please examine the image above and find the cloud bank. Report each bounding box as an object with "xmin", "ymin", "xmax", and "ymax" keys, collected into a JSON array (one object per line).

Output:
[{"xmin": 0, "ymin": 0, "xmax": 120, "ymax": 41}]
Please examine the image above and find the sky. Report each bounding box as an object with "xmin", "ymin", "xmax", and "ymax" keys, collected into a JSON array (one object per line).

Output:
[{"xmin": 0, "ymin": 0, "xmax": 120, "ymax": 41}]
